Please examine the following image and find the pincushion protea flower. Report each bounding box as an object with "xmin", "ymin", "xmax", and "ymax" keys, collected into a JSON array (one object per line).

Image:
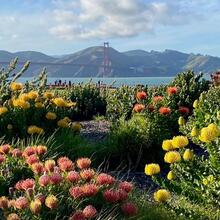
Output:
[
  {"xmin": 83, "ymin": 205, "xmax": 97, "ymax": 218},
  {"xmin": 0, "ymin": 196, "xmax": 9, "ymax": 209},
  {"xmin": 103, "ymin": 189, "xmax": 119, "ymax": 203},
  {"xmin": 45, "ymin": 195, "xmax": 58, "ymax": 209},
  {"xmin": 80, "ymin": 169, "xmax": 95, "ymax": 181},
  {"xmin": 118, "ymin": 181, "xmax": 133, "ymax": 193},
  {"xmin": 76, "ymin": 158, "xmax": 91, "ymax": 169},
  {"xmin": 30, "ymin": 199, "xmax": 42, "ymax": 214},
  {"xmin": 20, "ymin": 179, "xmax": 35, "ymax": 191},
  {"xmin": 22, "ymin": 146, "xmax": 36, "ymax": 157},
  {"xmin": 67, "ymin": 171, "xmax": 81, "ymax": 183},
  {"xmin": 159, "ymin": 107, "xmax": 171, "ymax": 115},
  {"xmin": 57, "ymin": 157, "xmax": 74, "ymax": 171},
  {"xmin": 96, "ymin": 173, "xmax": 115, "ymax": 185},
  {"xmin": 136, "ymin": 91, "xmax": 147, "ymax": 100},
  {"xmin": 69, "ymin": 210, "xmax": 86, "ymax": 220},
  {"xmin": 26, "ymin": 155, "xmax": 39, "ymax": 165},
  {"xmin": 81, "ymin": 184, "xmax": 98, "ymax": 197},
  {"xmin": 0, "ymin": 144, "xmax": 10, "ymax": 154},
  {"xmin": 44, "ymin": 159, "xmax": 56, "ymax": 172},
  {"xmin": 11, "ymin": 149, "xmax": 22, "ymax": 157},
  {"xmin": 31, "ymin": 162, "xmax": 44, "ymax": 175},
  {"xmin": 121, "ymin": 202, "xmax": 138, "ymax": 216},
  {"xmin": 6, "ymin": 213, "xmax": 20, "ymax": 220},
  {"xmin": 0, "ymin": 154, "xmax": 5, "ymax": 164},
  {"xmin": 133, "ymin": 104, "xmax": 145, "ymax": 113},
  {"xmin": 69, "ymin": 186, "xmax": 84, "ymax": 199},
  {"xmin": 178, "ymin": 106, "xmax": 190, "ymax": 115},
  {"xmin": 15, "ymin": 197, "xmax": 29, "ymax": 209},
  {"xmin": 167, "ymin": 87, "xmax": 178, "ymax": 95},
  {"xmin": 117, "ymin": 189, "xmax": 128, "ymax": 201},
  {"xmin": 36, "ymin": 145, "xmax": 47, "ymax": 155},
  {"xmin": 50, "ymin": 172, "xmax": 63, "ymax": 185},
  {"xmin": 39, "ymin": 174, "xmax": 50, "ymax": 187}
]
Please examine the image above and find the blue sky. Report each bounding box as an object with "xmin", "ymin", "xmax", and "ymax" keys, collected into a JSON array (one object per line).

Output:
[{"xmin": 0, "ymin": 0, "xmax": 220, "ymax": 56}]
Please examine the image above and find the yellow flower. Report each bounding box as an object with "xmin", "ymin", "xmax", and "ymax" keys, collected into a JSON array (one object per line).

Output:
[
  {"xmin": 30, "ymin": 199, "xmax": 41, "ymax": 215},
  {"xmin": 10, "ymin": 82, "xmax": 23, "ymax": 91},
  {"xmin": 45, "ymin": 195, "xmax": 58, "ymax": 209},
  {"xmin": 0, "ymin": 107, "xmax": 8, "ymax": 116},
  {"xmin": 27, "ymin": 125, "xmax": 44, "ymax": 135},
  {"xmin": 145, "ymin": 163, "xmax": 160, "ymax": 176},
  {"xmin": 63, "ymin": 117, "xmax": 71, "ymax": 123},
  {"xmin": 13, "ymin": 99, "xmax": 30, "ymax": 109},
  {"xmin": 162, "ymin": 140, "xmax": 174, "ymax": 151},
  {"xmin": 193, "ymin": 100, "xmax": 199, "ymax": 108},
  {"xmin": 53, "ymin": 98, "xmax": 67, "ymax": 107},
  {"xmin": 164, "ymin": 151, "xmax": 181, "ymax": 163},
  {"xmin": 19, "ymin": 93, "xmax": 29, "ymax": 101},
  {"xmin": 207, "ymin": 123, "xmax": 220, "ymax": 137},
  {"xmin": 178, "ymin": 116, "xmax": 185, "ymax": 126},
  {"xmin": 207, "ymin": 175, "xmax": 214, "ymax": 183},
  {"xmin": 35, "ymin": 102, "xmax": 44, "ymax": 108},
  {"xmin": 191, "ymin": 127, "xmax": 199, "ymax": 137},
  {"xmin": 7, "ymin": 124, "xmax": 13, "ymax": 130},
  {"xmin": 183, "ymin": 149, "xmax": 194, "ymax": 161},
  {"xmin": 199, "ymin": 126, "xmax": 219, "ymax": 143},
  {"xmin": 172, "ymin": 136, "xmax": 189, "ymax": 148},
  {"xmin": 46, "ymin": 112, "xmax": 57, "ymax": 120},
  {"xmin": 71, "ymin": 122, "xmax": 81, "ymax": 132},
  {"xmin": 203, "ymin": 178, "xmax": 208, "ymax": 185},
  {"xmin": 154, "ymin": 189, "xmax": 171, "ymax": 202},
  {"xmin": 57, "ymin": 119, "xmax": 69, "ymax": 128},
  {"xmin": 28, "ymin": 91, "xmax": 38, "ymax": 100},
  {"xmin": 43, "ymin": 91, "xmax": 54, "ymax": 99},
  {"xmin": 167, "ymin": 171, "xmax": 175, "ymax": 180}
]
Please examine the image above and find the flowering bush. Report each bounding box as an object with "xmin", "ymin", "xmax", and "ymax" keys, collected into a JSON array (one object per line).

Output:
[{"xmin": 0, "ymin": 144, "xmax": 138, "ymax": 219}]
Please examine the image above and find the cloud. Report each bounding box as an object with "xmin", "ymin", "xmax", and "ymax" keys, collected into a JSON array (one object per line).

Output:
[{"xmin": 49, "ymin": 0, "xmax": 202, "ymax": 40}]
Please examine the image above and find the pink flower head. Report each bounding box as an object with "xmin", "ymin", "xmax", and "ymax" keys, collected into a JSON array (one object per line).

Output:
[
  {"xmin": 44, "ymin": 160, "xmax": 56, "ymax": 172},
  {"xmin": 76, "ymin": 158, "xmax": 91, "ymax": 169},
  {"xmin": 35, "ymin": 194, "xmax": 46, "ymax": 204},
  {"xmin": 70, "ymin": 211, "xmax": 86, "ymax": 220},
  {"xmin": 67, "ymin": 171, "xmax": 81, "ymax": 183},
  {"xmin": 50, "ymin": 172, "xmax": 63, "ymax": 185},
  {"xmin": 31, "ymin": 163, "xmax": 44, "ymax": 175},
  {"xmin": 15, "ymin": 197, "xmax": 29, "ymax": 209},
  {"xmin": 15, "ymin": 181, "xmax": 23, "ymax": 191},
  {"xmin": 21, "ymin": 179, "xmax": 35, "ymax": 191},
  {"xmin": 96, "ymin": 173, "xmax": 115, "ymax": 185},
  {"xmin": 0, "ymin": 144, "xmax": 10, "ymax": 154},
  {"xmin": 83, "ymin": 205, "xmax": 97, "ymax": 218},
  {"xmin": 11, "ymin": 148, "xmax": 22, "ymax": 157},
  {"xmin": 0, "ymin": 154, "xmax": 5, "ymax": 164},
  {"xmin": 22, "ymin": 146, "xmax": 36, "ymax": 157},
  {"xmin": 39, "ymin": 174, "xmax": 50, "ymax": 187},
  {"xmin": 82, "ymin": 184, "xmax": 98, "ymax": 197},
  {"xmin": 69, "ymin": 186, "xmax": 84, "ymax": 199},
  {"xmin": 103, "ymin": 189, "xmax": 119, "ymax": 203},
  {"xmin": 117, "ymin": 189, "xmax": 128, "ymax": 201},
  {"xmin": 57, "ymin": 157, "xmax": 74, "ymax": 171},
  {"xmin": 80, "ymin": 169, "xmax": 95, "ymax": 181},
  {"xmin": 26, "ymin": 155, "xmax": 39, "ymax": 165},
  {"xmin": 118, "ymin": 181, "xmax": 133, "ymax": 193},
  {"xmin": 179, "ymin": 106, "xmax": 190, "ymax": 115},
  {"xmin": 36, "ymin": 145, "xmax": 47, "ymax": 156},
  {"xmin": 121, "ymin": 202, "xmax": 138, "ymax": 216}
]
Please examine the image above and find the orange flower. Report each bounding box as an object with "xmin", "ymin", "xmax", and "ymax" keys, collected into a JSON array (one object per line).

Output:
[
  {"xmin": 0, "ymin": 144, "xmax": 10, "ymax": 154},
  {"xmin": 57, "ymin": 157, "xmax": 74, "ymax": 171},
  {"xmin": 136, "ymin": 91, "xmax": 147, "ymax": 100},
  {"xmin": 167, "ymin": 87, "xmax": 178, "ymax": 95},
  {"xmin": 67, "ymin": 171, "xmax": 81, "ymax": 183},
  {"xmin": 153, "ymin": 96, "xmax": 164, "ymax": 102},
  {"xmin": 80, "ymin": 169, "xmax": 95, "ymax": 181},
  {"xmin": 133, "ymin": 104, "xmax": 145, "ymax": 113},
  {"xmin": 31, "ymin": 163, "xmax": 44, "ymax": 175},
  {"xmin": 76, "ymin": 158, "xmax": 91, "ymax": 169},
  {"xmin": 159, "ymin": 107, "xmax": 171, "ymax": 115},
  {"xmin": 178, "ymin": 106, "xmax": 190, "ymax": 115},
  {"xmin": 81, "ymin": 184, "xmax": 98, "ymax": 197}
]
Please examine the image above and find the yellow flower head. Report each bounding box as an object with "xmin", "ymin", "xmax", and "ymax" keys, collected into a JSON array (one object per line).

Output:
[
  {"xmin": 207, "ymin": 123, "xmax": 220, "ymax": 137},
  {"xmin": 30, "ymin": 199, "xmax": 41, "ymax": 215},
  {"xmin": 63, "ymin": 117, "xmax": 71, "ymax": 123},
  {"xmin": 0, "ymin": 107, "xmax": 8, "ymax": 116},
  {"xmin": 46, "ymin": 112, "xmax": 57, "ymax": 120},
  {"xmin": 154, "ymin": 189, "xmax": 171, "ymax": 202},
  {"xmin": 7, "ymin": 124, "xmax": 13, "ymax": 130},
  {"xmin": 19, "ymin": 93, "xmax": 29, "ymax": 101},
  {"xmin": 167, "ymin": 171, "xmax": 175, "ymax": 180},
  {"xmin": 57, "ymin": 119, "xmax": 69, "ymax": 128},
  {"xmin": 191, "ymin": 127, "xmax": 199, "ymax": 137},
  {"xmin": 53, "ymin": 98, "xmax": 67, "ymax": 107},
  {"xmin": 145, "ymin": 163, "xmax": 160, "ymax": 176},
  {"xmin": 35, "ymin": 102, "xmax": 44, "ymax": 108},
  {"xmin": 193, "ymin": 99, "xmax": 199, "ymax": 108},
  {"xmin": 164, "ymin": 151, "xmax": 181, "ymax": 163},
  {"xmin": 45, "ymin": 195, "xmax": 58, "ymax": 209},
  {"xmin": 162, "ymin": 140, "xmax": 174, "ymax": 151},
  {"xmin": 172, "ymin": 136, "xmax": 189, "ymax": 148},
  {"xmin": 28, "ymin": 91, "xmax": 38, "ymax": 100},
  {"xmin": 10, "ymin": 82, "xmax": 23, "ymax": 91},
  {"xmin": 71, "ymin": 122, "xmax": 81, "ymax": 132},
  {"xmin": 199, "ymin": 125, "xmax": 219, "ymax": 143},
  {"xmin": 183, "ymin": 149, "xmax": 194, "ymax": 161},
  {"xmin": 43, "ymin": 91, "xmax": 54, "ymax": 99},
  {"xmin": 178, "ymin": 116, "xmax": 185, "ymax": 126},
  {"xmin": 13, "ymin": 99, "xmax": 30, "ymax": 109},
  {"xmin": 27, "ymin": 125, "xmax": 44, "ymax": 135}
]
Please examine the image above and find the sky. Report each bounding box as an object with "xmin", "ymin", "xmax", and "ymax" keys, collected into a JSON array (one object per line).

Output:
[{"xmin": 0, "ymin": 0, "xmax": 220, "ymax": 56}]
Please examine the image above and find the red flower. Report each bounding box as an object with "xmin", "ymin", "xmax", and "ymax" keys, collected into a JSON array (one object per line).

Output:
[
  {"xmin": 148, "ymin": 104, "xmax": 154, "ymax": 112},
  {"xmin": 103, "ymin": 189, "xmax": 119, "ymax": 203},
  {"xmin": 26, "ymin": 155, "xmax": 39, "ymax": 165},
  {"xmin": 136, "ymin": 91, "xmax": 147, "ymax": 100},
  {"xmin": 76, "ymin": 158, "xmax": 91, "ymax": 169},
  {"xmin": 39, "ymin": 174, "xmax": 50, "ymax": 187},
  {"xmin": 36, "ymin": 145, "xmax": 47, "ymax": 155},
  {"xmin": 0, "ymin": 154, "xmax": 5, "ymax": 164},
  {"xmin": 31, "ymin": 163, "xmax": 44, "ymax": 175},
  {"xmin": 80, "ymin": 169, "xmax": 95, "ymax": 181},
  {"xmin": 70, "ymin": 211, "xmax": 86, "ymax": 220},
  {"xmin": 96, "ymin": 173, "xmax": 115, "ymax": 185},
  {"xmin": 179, "ymin": 106, "xmax": 190, "ymax": 115},
  {"xmin": 117, "ymin": 189, "xmax": 128, "ymax": 201},
  {"xmin": 22, "ymin": 146, "xmax": 36, "ymax": 157},
  {"xmin": 159, "ymin": 107, "xmax": 171, "ymax": 115},
  {"xmin": 121, "ymin": 202, "xmax": 138, "ymax": 216},
  {"xmin": 82, "ymin": 184, "xmax": 98, "ymax": 197},
  {"xmin": 15, "ymin": 197, "xmax": 29, "ymax": 209},
  {"xmin": 167, "ymin": 87, "xmax": 178, "ymax": 95},
  {"xmin": 57, "ymin": 157, "xmax": 74, "ymax": 171},
  {"xmin": 133, "ymin": 104, "xmax": 145, "ymax": 113},
  {"xmin": 11, "ymin": 149, "xmax": 22, "ymax": 157},
  {"xmin": 0, "ymin": 144, "xmax": 10, "ymax": 154},
  {"xmin": 20, "ymin": 179, "xmax": 35, "ymax": 191},
  {"xmin": 153, "ymin": 96, "xmax": 164, "ymax": 102},
  {"xmin": 69, "ymin": 186, "xmax": 84, "ymax": 199},
  {"xmin": 118, "ymin": 181, "xmax": 133, "ymax": 193},
  {"xmin": 83, "ymin": 205, "xmax": 97, "ymax": 218},
  {"xmin": 67, "ymin": 171, "xmax": 81, "ymax": 183},
  {"xmin": 50, "ymin": 172, "xmax": 63, "ymax": 185}
]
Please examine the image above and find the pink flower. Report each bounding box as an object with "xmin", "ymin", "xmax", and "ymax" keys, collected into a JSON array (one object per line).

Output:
[
  {"xmin": 50, "ymin": 172, "xmax": 63, "ymax": 185},
  {"xmin": 21, "ymin": 179, "xmax": 35, "ymax": 191},
  {"xmin": 80, "ymin": 169, "xmax": 95, "ymax": 181},
  {"xmin": 15, "ymin": 197, "xmax": 29, "ymax": 209},
  {"xmin": 44, "ymin": 160, "xmax": 56, "ymax": 172},
  {"xmin": 83, "ymin": 205, "xmax": 97, "ymax": 218},
  {"xmin": 70, "ymin": 211, "xmax": 86, "ymax": 220},
  {"xmin": 15, "ymin": 181, "xmax": 23, "ymax": 191},
  {"xmin": 36, "ymin": 145, "xmax": 47, "ymax": 155},
  {"xmin": 11, "ymin": 149, "xmax": 22, "ymax": 157},
  {"xmin": 57, "ymin": 156, "xmax": 74, "ymax": 171},
  {"xmin": 121, "ymin": 202, "xmax": 138, "ymax": 216},
  {"xmin": 69, "ymin": 186, "xmax": 84, "ymax": 199},
  {"xmin": 96, "ymin": 173, "xmax": 115, "ymax": 185},
  {"xmin": 118, "ymin": 181, "xmax": 133, "ymax": 193},
  {"xmin": 22, "ymin": 146, "xmax": 36, "ymax": 157},
  {"xmin": 31, "ymin": 163, "xmax": 44, "ymax": 175},
  {"xmin": 82, "ymin": 184, "xmax": 98, "ymax": 197},
  {"xmin": 67, "ymin": 171, "xmax": 81, "ymax": 183},
  {"xmin": 117, "ymin": 189, "xmax": 128, "ymax": 201},
  {"xmin": 0, "ymin": 144, "xmax": 10, "ymax": 154},
  {"xmin": 0, "ymin": 154, "xmax": 5, "ymax": 164},
  {"xmin": 26, "ymin": 155, "xmax": 39, "ymax": 165},
  {"xmin": 103, "ymin": 189, "xmax": 119, "ymax": 203},
  {"xmin": 39, "ymin": 174, "xmax": 50, "ymax": 187},
  {"xmin": 76, "ymin": 158, "xmax": 91, "ymax": 169}
]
